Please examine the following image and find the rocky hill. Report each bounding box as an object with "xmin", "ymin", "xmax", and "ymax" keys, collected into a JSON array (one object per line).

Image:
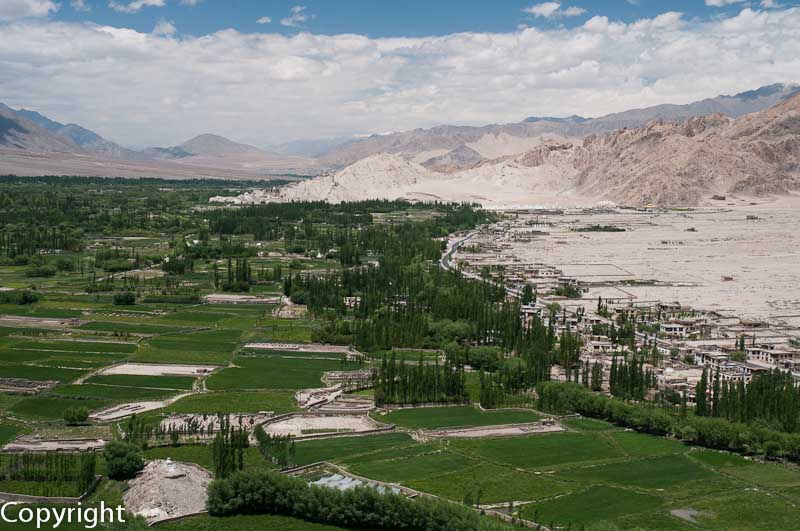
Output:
[{"xmin": 273, "ymin": 93, "xmax": 800, "ymax": 206}]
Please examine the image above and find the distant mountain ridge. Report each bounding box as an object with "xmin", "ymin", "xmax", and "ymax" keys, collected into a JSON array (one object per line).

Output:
[
  {"xmin": 318, "ymin": 83, "xmax": 800, "ymax": 167},
  {"xmin": 275, "ymin": 91, "xmax": 800, "ymax": 206}
]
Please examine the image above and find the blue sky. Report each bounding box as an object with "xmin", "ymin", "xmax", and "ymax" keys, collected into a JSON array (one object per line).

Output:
[
  {"xmin": 50, "ymin": 0, "xmax": 796, "ymax": 38},
  {"xmin": 1, "ymin": 1, "xmax": 798, "ymax": 147}
]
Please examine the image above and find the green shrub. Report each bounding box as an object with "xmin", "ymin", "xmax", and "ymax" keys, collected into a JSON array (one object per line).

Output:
[
  {"xmin": 207, "ymin": 469, "xmax": 511, "ymax": 530},
  {"xmin": 104, "ymin": 441, "xmax": 144, "ymax": 480},
  {"xmin": 63, "ymin": 406, "xmax": 89, "ymax": 425},
  {"xmin": 113, "ymin": 291, "xmax": 136, "ymax": 305}
]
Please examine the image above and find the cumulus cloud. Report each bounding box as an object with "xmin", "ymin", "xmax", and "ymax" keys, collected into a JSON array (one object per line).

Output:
[
  {"xmin": 0, "ymin": 0, "xmax": 58, "ymax": 21},
  {"xmin": 257, "ymin": 16, "xmax": 272, "ymax": 24},
  {"xmin": 108, "ymin": 0, "xmax": 165, "ymax": 14},
  {"xmin": 705, "ymin": 0, "xmax": 745, "ymax": 6},
  {"xmin": 281, "ymin": 5, "xmax": 309, "ymax": 27},
  {"xmin": 0, "ymin": 7, "xmax": 798, "ymax": 147},
  {"xmin": 71, "ymin": 0, "xmax": 90, "ymax": 12},
  {"xmin": 524, "ymin": 2, "xmax": 586, "ymax": 18}
]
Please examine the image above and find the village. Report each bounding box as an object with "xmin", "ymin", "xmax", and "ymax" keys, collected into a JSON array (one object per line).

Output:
[{"xmin": 445, "ymin": 204, "xmax": 800, "ymax": 405}]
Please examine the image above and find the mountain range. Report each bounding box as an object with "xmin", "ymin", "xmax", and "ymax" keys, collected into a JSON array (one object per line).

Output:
[
  {"xmin": 0, "ymin": 105, "xmax": 321, "ymax": 178},
  {"xmin": 271, "ymin": 89, "xmax": 800, "ymax": 206},
  {"xmin": 1, "ymin": 83, "xmax": 799, "ymax": 204}
]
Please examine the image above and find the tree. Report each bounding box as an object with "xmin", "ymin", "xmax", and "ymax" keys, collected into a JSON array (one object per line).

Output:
[
  {"xmin": 113, "ymin": 291, "xmax": 136, "ymax": 305},
  {"xmin": 521, "ymin": 283, "xmax": 536, "ymax": 305},
  {"xmin": 104, "ymin": 441, "xmax": 144, "ymax": 480},
  {"xmin": 696, "ymin": 367, "xmax": 709, "ymax": 417},
  {"xmin": 63, "ymin": 407, "xmax": 89, "ymax": 425}
]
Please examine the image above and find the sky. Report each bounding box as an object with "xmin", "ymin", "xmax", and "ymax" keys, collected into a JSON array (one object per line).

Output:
[{"xmin": 0, "ymin": 0, "xmax": 799, "ymax": 148}]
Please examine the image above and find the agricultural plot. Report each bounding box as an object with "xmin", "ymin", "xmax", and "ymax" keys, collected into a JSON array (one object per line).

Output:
[
  {"xmin": 252, "ymin": 317, "xmax": 320, "ymax": 343},
  {"xmin": 8, "ymin": 396, "xmax": 110, "ymax": 420},
  {"xmin": 53, "ymin": 384, "xmax": 180, "ymax": 402},
  {"xmin": 292, "ymin": 432, "xmax": 416, "ymax": 466},
  {"xmin": 7, "ymin": 338, "xmax": 138, "ymax": 354},
  {"xmin": 520, "ymin": 485, "xmax": 664, "ymax": 526},
  {"xmin": 162, "ymin": 390, "xmax": 299, "ymax": 415},
  {"xmin": 377, "ymin": 406, "xmax": 540, "ymax": 430},
  {"xmin": 157, "ymin": 514, "xmax": 351, "ymax": 531},
  {"xmin": 79, "ymin": 321, "xmax": 195, "ymax": 335},
  {"xmin": 0, "ymin": 364, "xmax": 87, "ymax": 383},
  {"xmin": 206, "ymin": 356, "xmax": 346, "ymax": 390},
  {"xmin": 86, "ymin": 374, "xmax": 197, "ymax": 390},
  {"xmin": 450, "ymin": 432, "xmax": 624, "ymax": 470},
  {"xmin": 134, "ymin": 328, "xmax": 243, "ymax": 364}
]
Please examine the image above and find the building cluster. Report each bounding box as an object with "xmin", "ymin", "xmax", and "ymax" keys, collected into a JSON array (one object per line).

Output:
[{"xmin": 449, "ymin": 218, "xmax": 800, "ymax": 402}]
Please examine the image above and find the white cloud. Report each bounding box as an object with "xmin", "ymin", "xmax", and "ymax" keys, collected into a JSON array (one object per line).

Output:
[
  {"xmin": 71, "ymin": 0, "xmax": 91, "ymax": 12},
  {"xmin": 180, "ymin": 0, "xmax": 201, "ymax": 5},
  {"xmin": 705, "ymin": 0, "xmax": 745, "ymax": 6},
  {"xmin": 281, "ymin": 5, "xmax": 309, "ymax": 27},
  {"xmin": 761, "ymin": 0, "xmax": 781, "ymax": 8},
  {"xmin": 108, "ymin": 0, "xmax": 165, "ymax": 14},
  {"xmin": 257, "ymin": 16, "xmax": 272, "ymax": 24},
  {"xmin": 0, "ymin": 0, "xmax": 58, "ymax": 21},
  {"xmin": 524, "ymin": 2, "xmax": 585, "ymax": 18},
  {"xmin": 153, "ymin": 18, "xmax": 175, "ymax": 36},
  {"xmin": 564, "ymin": 7, "xmax": 587, "ymax": 16},
  {"xmin": 1, "ymin": 8, "xmax": 798, "ymax": 147}
]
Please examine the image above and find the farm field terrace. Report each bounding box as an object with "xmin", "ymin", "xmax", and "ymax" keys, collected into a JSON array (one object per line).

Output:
[{"xmin": 278, "ymin": 421, "xmax": 800, "ymax": 530}]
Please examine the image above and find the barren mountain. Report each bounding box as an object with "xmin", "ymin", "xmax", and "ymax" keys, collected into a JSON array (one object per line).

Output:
[
  {"xmin": 319, "ymin": 84, "xmax": 800, "ymax": 168},
  {"xmin": 573, "ymin": 93, "xmax": 800, "ymax": 205},
  {"xmin": 178, "ymin": 134, "xmax": 266, "ymax": 157},
  {"xmin": 0, "ymin": 107, "xmax": 83, "ymax": 154},
  {"xmin": 269, "ymin": 93, "xmax": 800, "ymax": 206},
  {"xmin": 2, "ymin": 104, "xmax": 144, "ymax": 160},
  {"xmin": 280, "ymin": 154, "xmax": 440, "ymax": 202}
]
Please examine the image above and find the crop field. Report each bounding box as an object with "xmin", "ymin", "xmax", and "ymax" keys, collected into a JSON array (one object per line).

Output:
[
  {"xmin": 376, "ymin": 406, "xmax": 541, "ymax": 430},
  {"xmin": 161, "ymin": 390, "xmax": 299, "ymax": 415},
  {"xmin": 292, "ymin": 433, "xmax": 416, "ymax": 466},
  {"xmin": 86, "ymin": 374, "xmax": 197, "ymax": 390},
  {"xmin": 53, "ymin": 384, "xmax": 180, "ymax": 401},
  {"xmin": 242, "ymin": 349, "xmax": 343, "ymax": 359},
  {"xmin": 133, "ymin": 328, "xmax": 243, "ymax": 364},
  {"xmin": 8, "ymin": 396, "xmax": 110, "ymax": 420},
  {"xmin": 288, "ymin": 420, "xmax": 800, "ymax": 530},
  {"xmin": 78, "ymin": 321, "xmax": 195, "ymax": 334},
  {"xmin": 7, "ymin": 339, "xmax": 138, "ymax": 354},
  {"xmin": 0, "ymin": 363, "xmax": 88, "ymax": 383},
  {"xmin": 206, "ymin": 355, "xmax": 346, "ymax": 390},
  {"xmin": 158, "ymin": 514, "xmax": 350, "ymax": 531},
  {"xmin": 252, "ymin": 318, "xmax": 319, "ymax": 343}
]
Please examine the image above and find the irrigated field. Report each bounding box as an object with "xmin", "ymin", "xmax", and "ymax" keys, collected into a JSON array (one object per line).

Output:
[
  {"xmin": 206, "ymin": 356, "xmax": 346, "ymax": 391},
  {"xmin": 376, "ymin": 406, "xmax": 540, "ymax": 430},
  {"xmin": 282, "ymin": 419, "xmax": 800, "ymax": 530}
]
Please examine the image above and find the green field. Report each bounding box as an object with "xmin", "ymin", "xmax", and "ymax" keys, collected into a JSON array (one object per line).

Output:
[
  {"xmin": 133, "ymin": 328, "xmax": 243, "ymax": 364},
  {"xmin": 53, "ymin": 383, "xmax": 180, "ymax": 401},
  {"xmin": 8, "ymin": 396, "xmax": 109, "ymax": 420},
  {"xmin": 520, "ymin": 485, "xmax": 664, "ymax": 526},
  {"xmin": 206, "ymin": 356, "xmax": 345, "ymax": 390},
  {"xmin": 158, "ymin": 514, "xmax": 352, "ymax": 531},
  {"xmin": 376, "ymin": 406, "xmax": 540, "ymax": 430},
  {"xmin": 0, "ymin": 364, "xmax": 87, "ymax": 383},
  {"xmin": 162, "ymin": 390, "xmax": 298, "ymax": 415},
  {"xmin": 86, "ymin": 373, "xmax": 197, "ymax": 390}
]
